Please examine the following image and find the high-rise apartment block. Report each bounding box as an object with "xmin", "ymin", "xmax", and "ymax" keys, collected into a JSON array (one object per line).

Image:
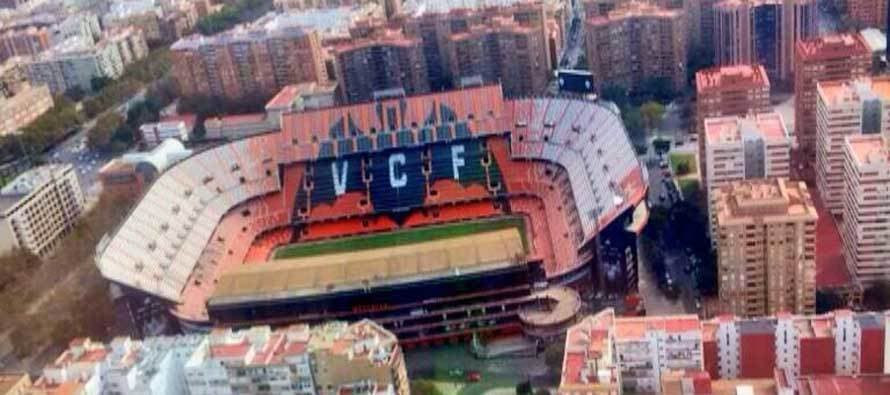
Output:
[
  {"xmin": 695, "ymin": 64, "xmax": 771, "ymax": 174},
  {"xmin": 170, "ymin": 15, "xmax": 327, "ymax": 102},
  {"xmin": 0, "ymin": 82, "xmax": 53, "ymax": 135},
  {"xmin": 714, "ymin": 0, "xmax": 818, "ymax": 82},
  {"xmin": 399, "ymin": 0, "xmax": 563, "ymax": 93},
  {"xmin": 712, "ymin": 178, "xmax": 817, "ymax": 317},
  {"xmin": 842, "ymin": 135, "xmax": 890, "ymax": 284},
  {"xmin": 445, "ymin": 16, "xmax": 550, "ymax": 96},
  {"xmin": 816, "ymin": 77, "xmax": 890, "ymax": 216},
  {"xmin": 562, "ymin": 309, "xmax": 890, "ymax": 394},
  {"xmin": 332, "ymin": 29, "xmax": 428, "ymax": 104},
  {"xmin": 703, "ymin": 112, "xmax": 792, "ymax": 232},
  {"xmin": 847, "ymin": 0, "xmax": 889, "ymax": 29},
  {"xmin": 794, "ymin": 33, "xmax": 871, "ymax": 165},
  {"xmin": 0, "ymin": 25, "xmax": 51, "ymax": 62},
  {"xmin": 0, "ymin": 164, "xmax": 84, "ymax": 257},
  {"xmin": 584, "ymin": 1, "xmax": 686, "ymax": 92},
  {"xmin": 24, "ymin": 320, "xmax": 408, "ymax": 395}
]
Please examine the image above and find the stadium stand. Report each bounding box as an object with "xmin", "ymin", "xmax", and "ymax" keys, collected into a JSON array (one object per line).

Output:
[{"xmin": 95, "ymin": 85, "xmax": 648, "ymax": 334}]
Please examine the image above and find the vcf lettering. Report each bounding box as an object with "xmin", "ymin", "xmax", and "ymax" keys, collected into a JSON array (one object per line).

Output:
[{"xmin": 329, "ymin": 144, "xmax": 467, "ymax": 195}]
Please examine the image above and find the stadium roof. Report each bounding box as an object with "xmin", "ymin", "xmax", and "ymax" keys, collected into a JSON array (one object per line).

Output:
[{"xmin": 209, "ymin": 228, "xmax": 524, "ymax": 305}]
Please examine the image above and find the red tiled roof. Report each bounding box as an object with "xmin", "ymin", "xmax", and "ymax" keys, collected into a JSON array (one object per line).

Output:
[{"xmin": 812, "ymin": 190, "xmax": 851, "ymax": 287}]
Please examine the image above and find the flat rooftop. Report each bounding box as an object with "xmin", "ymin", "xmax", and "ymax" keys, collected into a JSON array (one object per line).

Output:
[
  {"xmin": 209, "ymin": 228, "xmax": 524, "ymax": 305},
  {"xmin": 845, "ymin": 134, "xmax": 889, "ymax": 168},
  {"xmin": 0, "ymin": 164, "xmax": 70, "ymax": 211},
  {"xmin": 613, "ymin": 315, "xmax": 701, "ymax": 341},
  {"xmin": 796, "ymin": 33, "xmax": 870, "ymax": 61},
  {"xmin": 401, "ymin": 0, "xmax": 537, "ymax": 16},
  {"xmin": 696, "ymin": 64, "xmax": 770, "ymax": 93},
  {"xmin": 818, "ymin": 76, "xmax": 890, "ymax": 107},
  {"xmin": 587, "ymin": 1, "xmax": 680, "ymax": 24},
  {"xmin": 704, "ymin": 112, "xmax": 788, "ymax": 146},
  {"xmin": 714, "ymin": 178, "xmax": 818, "ymax": 225}
]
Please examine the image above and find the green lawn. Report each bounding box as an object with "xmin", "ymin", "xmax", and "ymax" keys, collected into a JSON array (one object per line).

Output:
[
  {"xmin": 669, "ymin": 152, "xmax": 697, "ymax": 176},
  {"xmin": 273, "ymin": 217, "xmax": 527, "ymax": 260}
]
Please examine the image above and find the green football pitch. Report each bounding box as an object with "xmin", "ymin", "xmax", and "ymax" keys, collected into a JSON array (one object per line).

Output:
[{"xmin": 272, "ymin": 216, "xmax": 527, "ymax": 260}]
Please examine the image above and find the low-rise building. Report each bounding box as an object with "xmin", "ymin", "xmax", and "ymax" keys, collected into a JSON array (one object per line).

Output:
[
  {"xmin": 139, "ymin": 120, "xmax": 189, "ymax": 147},
  {"xmin": 712, "ymin": 178, "xmax": 817, "ymax": 317},
  {"xmin": 98, "ymin": 138, "xmax": 192, "ymax": 198},
  {"xmin": 0, "ymin": 164, "xmax": 84, "ymax": 257},
  {"xmin": 0, "ymin": 82, "xmax": 53, "ymax": 135}
]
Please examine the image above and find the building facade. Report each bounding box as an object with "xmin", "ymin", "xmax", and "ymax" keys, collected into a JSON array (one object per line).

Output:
[
  {"xmin": 842, "ymin": 134, "xmax": 890, "ymax": 284},
  {"xmin": 712, "ymin": 178, "xmax": 817, "ymax": 317},
  {"xmin": 695, "ymin": 64, "xmax": 771, "ymax": 178},
  {"xmin": 713, "ymin": 0, "xmax": 818, "ymax": 82},
  {"xmin": 332, "ymin": 29, "xmax": 428, "ymax": 104},
  {"xmin": 584, "ymin": 1, "xmax": 686, "ymax": 93},
  {"xmin": 815, "ymin": 77, "xmax": 890, "ymax": 216},
  {"xmin": 170, "ymin": 15, "xmax": 328, "ymax": 102},
  {"xmin": 0, "ymin": 164, "xmax": 84, "ymax": 257},
  {"xmin": 847, "ymin": 0, "xmax": 889, "ymax": 29},
  {"xmin": 794, "ymin": 33, "xmax": 871, "ymax": 168},
  {"xmin": 0, "ymin": 26, "xmax": 51, "ymax": 62},
  {"xmin": 703, "ymin": 112, "xmax": 792, "ymax": 233},
  {"xmin": 0, "ymin": 82, "xmax": 53, "ymax": 135}
]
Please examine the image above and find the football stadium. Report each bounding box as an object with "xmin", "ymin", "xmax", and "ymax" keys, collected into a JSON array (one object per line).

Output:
[{"xmin": 95, "ymin": 85, "xmax": 648, "ymax": 343}]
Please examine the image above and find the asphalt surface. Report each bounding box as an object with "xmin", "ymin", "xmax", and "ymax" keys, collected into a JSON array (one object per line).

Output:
[{"xmin": 42, "ymin": 88, "xmax": 147, "ymax": 200}]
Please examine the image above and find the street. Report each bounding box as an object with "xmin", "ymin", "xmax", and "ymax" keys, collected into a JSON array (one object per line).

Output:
[{"xmin": 42, "ymin": 87, "xmax": 148, "ymax": 200}]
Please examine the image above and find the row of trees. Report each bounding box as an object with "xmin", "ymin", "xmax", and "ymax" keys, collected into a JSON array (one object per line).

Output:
[
  {"xmin": 196, "ymin": 0, "xmax": 273, "ymax": 35},
  {"xmin": 0, "ymin": 50, "xmax": 172, "ymax": 164}
]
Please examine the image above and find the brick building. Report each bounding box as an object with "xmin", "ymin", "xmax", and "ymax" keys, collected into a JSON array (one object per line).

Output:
[
  {"xmin": 584, "ymin": 1, "xmax": 686, "ymax": 93},
  {"xmin": 794, "ymin": 33, "xmax": 871, "ymax": 169},
  {"xmin": 170, "ymin": 14, "xmax": 327, "ymax": 102},
  {"xmin": 332, "ymin": 29, "xmax": 428, "ymax": 104}
]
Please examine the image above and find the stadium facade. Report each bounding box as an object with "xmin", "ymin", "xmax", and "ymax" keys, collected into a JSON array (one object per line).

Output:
[{"xmin": 95, "ymin": 85, "xmax": 648, "ymax": 343}]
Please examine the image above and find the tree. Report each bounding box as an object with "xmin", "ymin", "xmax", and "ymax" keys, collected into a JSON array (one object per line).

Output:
[
  {"xmin": 863, "ymin": 281, "xmax": 890, "ymax": 310},
  {"xmin": 63, "ymin": 86, "xmax": 86, "ymax": 102},
  {"xmin": 88, "ymin": 112, "xmax": 125, "ymax": 152},
  {"xmin": 676, "ymin": 162, "xmax": 690, "ymax": 176},
  {"xmin": 410, "ymin": 380, "xmax": 444, "ymax": 395},
  {"xmin": 816, "ymin": 290, "xmax": 846, "ymax": 313},
  {"xmin": 516, "ymin": 381, "xmax": 533, "ymax": 395},
  {"xmin": 91, "ymin": 76, "xmax": 112, "ymax": 92},
  {"xmin": 640, "ymin": 101, "xmax": 665, "ymax": 135},
  {"xmin": 534, "ymin": 389, "xmax": 551, "ymax": 395},
  {"xmin": 600, "ymin": 84, "xmax": 629, "ymax": 110}
]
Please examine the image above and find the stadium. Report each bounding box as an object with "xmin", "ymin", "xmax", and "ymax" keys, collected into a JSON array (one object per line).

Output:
[{"xmin": 95, "ymin": 85, "xmax": 648, "ymax": 344}]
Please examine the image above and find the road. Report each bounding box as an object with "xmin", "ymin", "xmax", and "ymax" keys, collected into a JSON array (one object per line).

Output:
[{"xmin": 42, "ymin": 87, "xmax": 148, "ymax": 200}]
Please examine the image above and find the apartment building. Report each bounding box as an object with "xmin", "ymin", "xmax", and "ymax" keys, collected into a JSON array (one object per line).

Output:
[
  {"xmin": 24, "ymin": 30, "xmax": 148, "ymax": 94},
  {"xmin": 815, "ymin": 77, "xmax": 890, "ymax": 216},
  {"xmin": 712, "ymin": 178, "xmax": 817, "ymax": 317},
  {"xmin": 703, "ymin": 112, "xmax": 792, "ymax": 233},
  {"xmin": 695, "ymin": 64, "xmax": 771, "ymax": 176},
  {"xmin": 842, "ymin": 134, "xmax": 890, "ymax": 284},
  {"xmin": 847, "ymin": 0, "xmax": 889, "ymax": 29},
  {"xmin": 399, "ymin": 0, "xmax": 565, "ymax": 92},
  {"xmin": 713, "ymin": 0, "xmax": 818, "ymax": 82},
  {"xmin": 0, "ymin": 25, "xmax": 50, "ymax": 62},
  {"xmin": 584, "ymin": 1, "xmax": 686, "ymax": 93},
  {"xmin": 794, "ymin": 33, "xmax": 871, "ymax": 166},
  {"xmin": 332, "ymin": 29, "xmax": 428, "ymax": 104},
  {"xmin": 102, "ymin": 0, "xmax": 164, "ymax": 43},
  {"xmin": 563, "ymin": 309, "xmax": 890, "ymax": 395},
  {"xmin": 0, "ymin": 164, "xmax": 84, "ymax": 257},
  {"xmin": 0, "ymin": 82, "xmax": 53, "ymax": 135},
  {"xmin": 560, "ymin": 309, "xmax": 703, "ymax": 394},
  {"xmin": 49, "ymin": 12, "xmax": 101, "ymax": 45},
  {"xmin": 445, "ymin": 16, "xmax": 549, "ymax": 97},
  {"xmin": 170, "ymin": 14, "xmax": 327, "ymax": 102}
]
